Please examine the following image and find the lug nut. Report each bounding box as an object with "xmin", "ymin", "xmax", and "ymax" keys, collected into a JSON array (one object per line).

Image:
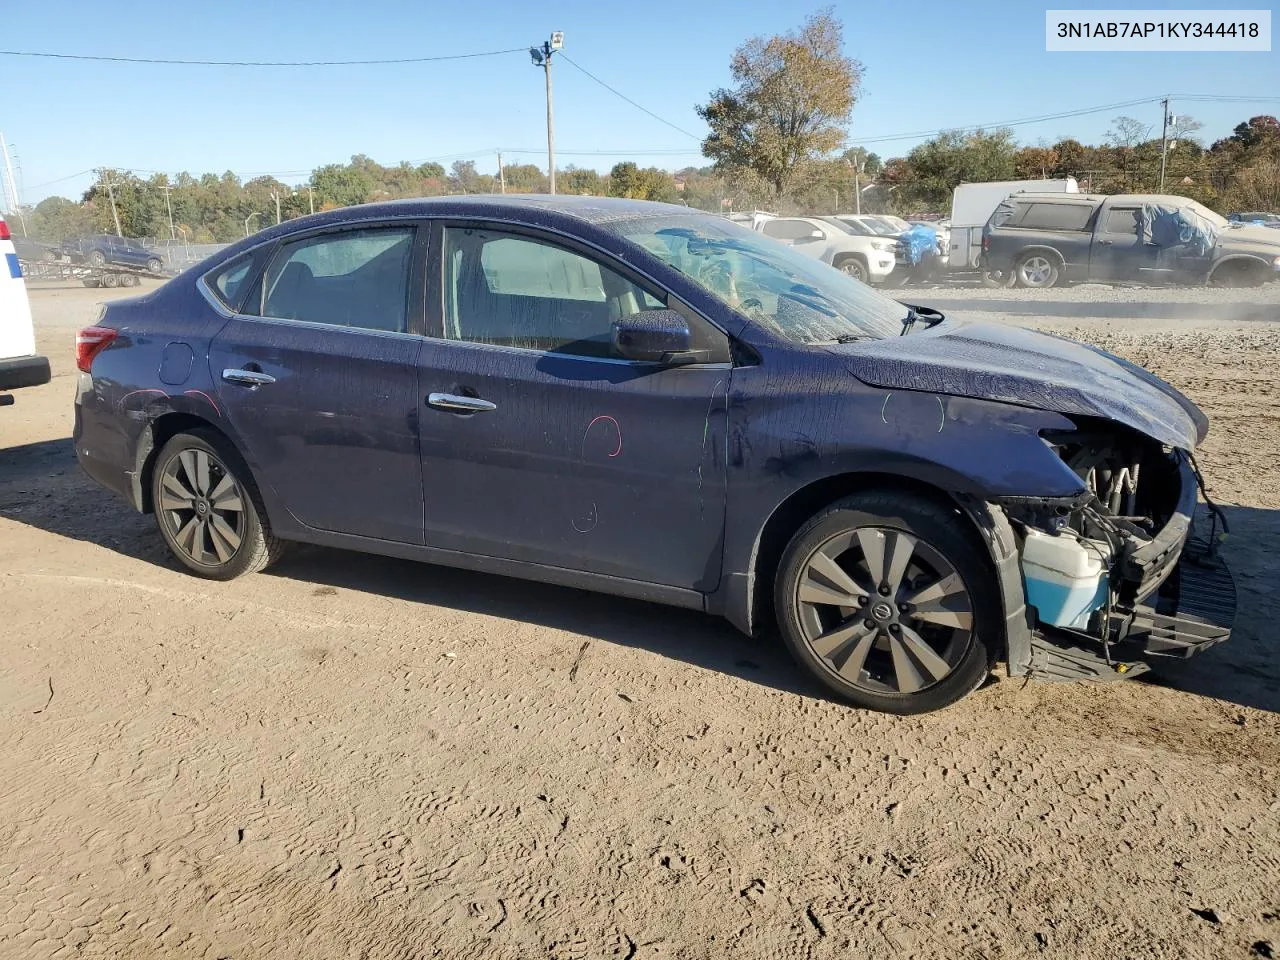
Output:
[
  {"xmin": 878, "ymin": 584, "xmax": 891, "ymax": 596},
  {"xmin": 888, "ymin": 624, "xmax": 901, "ymax": 634},
  {"xmin": 899, "ymin": 603, "xmax": 911, "ymax": 613},
  {"xmin": 864, "ymin": 619, "xmax": 876, "ymax": 629},
  {"xmin": 857, "ymin": 596, "xmax": 868, "ymax": 606}
]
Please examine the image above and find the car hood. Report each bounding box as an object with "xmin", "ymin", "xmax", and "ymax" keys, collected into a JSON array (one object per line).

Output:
[
  {"xmin": 831, "ymin": 320, "xmax": 1207, "ymax": 450},
  {"xmin": 1220, "ymin": 223, "xmax": 1280, "ymax": 250}
]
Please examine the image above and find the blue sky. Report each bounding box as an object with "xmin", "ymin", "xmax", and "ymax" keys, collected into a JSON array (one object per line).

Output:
[{"xmin": 4, "ymin": 0, "xmax": 1278, "ymax": 204}]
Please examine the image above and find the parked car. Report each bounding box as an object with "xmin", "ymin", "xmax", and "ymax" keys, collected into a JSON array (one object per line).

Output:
[
  {"xmin": 982, "ymin": 192, "xmax": 1280, "ymax": 288},
  {"xmin": 757, "ymin": 215, "xmax": 897, "ymax": 283},
  {"xmin": 62, "ymin": 234, "xmax": 165, "ymax": 273},
  {"xmin": 0, "ymin": 215, "xmax": 51, "ymax": 404},
  {"xmin": 73, "ymin": 197, "xmax": 1235, "ymax": 714}
]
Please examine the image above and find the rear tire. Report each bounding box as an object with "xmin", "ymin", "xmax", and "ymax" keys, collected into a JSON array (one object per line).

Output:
[
  {"xmin": 775, "ymin": 492, "xmax": 999, "ymax": 714},
  {"xmin": 102, "ymin": 272, "xmax": 120, "ymax": 288},
  {"xmin": 151, "ymin": 430, "xmax": 285, "ymax": 581},
  {"xmin": 981, "ymin": 268, "xmax": 1014, "ymax": 288},
  {"xmin": 1014, "ymin": 252, "xmax": 1059, "ymax": 288}
]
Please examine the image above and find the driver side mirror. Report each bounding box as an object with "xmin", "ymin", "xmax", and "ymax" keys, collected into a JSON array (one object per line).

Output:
[{"xmin": 611, "ymin": 310, "xmax": 709, "ymax": 365}]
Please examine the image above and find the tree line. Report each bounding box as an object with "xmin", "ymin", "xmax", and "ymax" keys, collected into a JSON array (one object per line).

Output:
[{"xmin": 16, "ymin": 9, "xmax": 1279, "ymax": 244}]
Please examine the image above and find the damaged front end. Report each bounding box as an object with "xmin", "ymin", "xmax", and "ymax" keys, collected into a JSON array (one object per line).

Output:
[{"xmin": 996, "ymin": 421, "xmax": 1237, "ymax": 682}]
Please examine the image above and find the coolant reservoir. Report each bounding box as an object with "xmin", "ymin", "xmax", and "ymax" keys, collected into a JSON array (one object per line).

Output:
[{"xmin": 1020, "ymin": 529, "xmax": 1111, "ymax": 630}]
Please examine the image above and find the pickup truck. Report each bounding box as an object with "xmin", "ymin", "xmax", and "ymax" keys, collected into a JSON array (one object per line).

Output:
[
  {"xmin": 61, "ymin": 234, "xmax": 165, "ymax": 274},
  {"xmin": 0, "ymin": 215, "xmax": 51, "ymax": 405},
  {"xmin": 981, "ymin": 192, "xmax": 1280, "ymax": 288},
  {"xmin": 755, "ymin": 216, "xmax": 897, "ymax": 284}
]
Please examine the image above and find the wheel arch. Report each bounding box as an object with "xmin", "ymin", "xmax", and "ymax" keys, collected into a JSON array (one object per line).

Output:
[
  {"xmin": 727, "ymin": 470, "xmax": 1032, "ymax": 673},
  {"xmin": 136, "ymin": 412, "xmax": 239, "ymax": 514},
  {"xmin": 1208, "ymin": 254, "xmax": 1271, "ymax": 286},
  {"xmin": 1015, "ymin": 245, "xmax": 1066, "ymax": 267}
]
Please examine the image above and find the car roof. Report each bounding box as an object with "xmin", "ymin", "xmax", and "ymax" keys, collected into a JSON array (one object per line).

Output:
[
  {"xmin": 311, "ymin": 194, "xmax": 698, "ymax": 226},
  {"xmin": 1008, "ymin": 192, "xmax": 1198, "ymax": 205}
]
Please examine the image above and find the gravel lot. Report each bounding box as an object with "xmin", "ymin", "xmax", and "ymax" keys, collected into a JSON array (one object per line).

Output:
[{"xmin": 2, "ymin": 282, "xmax": 1278, "ymax": 960}]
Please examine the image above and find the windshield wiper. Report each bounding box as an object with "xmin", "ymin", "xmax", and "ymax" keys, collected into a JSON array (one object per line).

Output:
[
  {"xmin": 899, "ymin": 307, "xmax": 920, "ymax": 336},
  {"xmin": 832, "ymin": 333, "xmax": 874, "ymax": 343}
]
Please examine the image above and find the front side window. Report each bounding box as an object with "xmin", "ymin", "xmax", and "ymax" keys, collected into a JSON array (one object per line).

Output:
[
  {"xmin": 442, "ymin": 227, "xmax": 664, "ymax": 358},
  {"xmin": 1104, "ymin": 208, "xmax": 1141, "ymax": 236},
  {"xmin": 250, "ymin": 227, "xmax": 415, "ymax": 332},
  {"xmin": 762, "ymin": 219, "xmax": 821, "ymax": 241}
]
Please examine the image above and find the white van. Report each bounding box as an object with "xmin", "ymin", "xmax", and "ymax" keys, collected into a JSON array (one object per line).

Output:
[
  {"xmin": 0, "ymin": 214, "xmax": 49, "ymax": 405},
  {"xmin": 948, "ymin": 178, "xmax": 1079, "ymax": 271}
]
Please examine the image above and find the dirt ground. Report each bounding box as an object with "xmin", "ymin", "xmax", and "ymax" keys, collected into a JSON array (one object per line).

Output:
[{"xmin": 2, "ymin": 281, "xmax": 1279, "ymax": 960}]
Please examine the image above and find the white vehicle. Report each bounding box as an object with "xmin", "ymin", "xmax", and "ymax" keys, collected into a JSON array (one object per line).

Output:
[
  {"xmin": 0, "ymin": 215, "xmax": 49, "ymax": 406},
  {"xmin": 756, "ymin": 216, "xmax": 897, "ymax": 284},
  {"xmin": 949, "ymin": 178, "xmax": 1078, "ymax": 272}
]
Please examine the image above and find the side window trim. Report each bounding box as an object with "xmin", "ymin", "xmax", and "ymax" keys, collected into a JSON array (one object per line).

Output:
[{"xmin": 425, "ymin": 218, "xmax": 732, "ymax": 364}]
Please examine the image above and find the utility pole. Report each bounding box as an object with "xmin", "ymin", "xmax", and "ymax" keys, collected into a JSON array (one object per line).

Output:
[
  {"xmin": 269, "ymin": 188, "xmax": 282, "ymax": 225},
  {"xmin": 0, "ymin": 132, "xmax": 29, "ymax": 237},
  {"xmin": 244, "ymin": 212, "xmax": 259, "ymax": 236},
  {"xmin": 530, "ymin": 32, "xmax": 563, "ymax": 194},
  {"xmin": 497, "ymin": 151, "xmax": 506, "ymax": 194},
  {"xmin": 100, "ymin": 170, "xmax": 123, "ymax": 237},
  {"xmin": 1158, "ymin": 97, "xmax": 1171, "ymax": 192},
  {"xmin": 306, "ymin": 183, "xmax": 315, "ymax": 215},
  {"xmin": 160, "ymin": 183, "xmax": 176, "ymax": 240}
]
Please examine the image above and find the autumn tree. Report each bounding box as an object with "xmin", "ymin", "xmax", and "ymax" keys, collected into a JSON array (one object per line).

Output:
[{"xmin": 698, "ymin": 9, "xmax": 861, "ymax": 197}]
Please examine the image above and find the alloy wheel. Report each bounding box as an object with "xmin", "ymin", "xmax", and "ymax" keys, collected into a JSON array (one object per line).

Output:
[
  {"xmin": 1020, "ymin": 256, "xmax": 1053, "ymax": 285},
  {"xmin": 794, "ymin": 526, "xmax": 974, "ymax": 695},
  {"xmin": 158, "ymin": 448, "xmax": 245, "ymax": 567}
]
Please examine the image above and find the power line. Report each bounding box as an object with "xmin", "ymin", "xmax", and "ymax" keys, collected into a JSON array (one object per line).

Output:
[
  {"xmin": 558, "ymin": 54, "xmax": 700, "ymax": 141},
  {"xmin": 22, "ymin": 169, "xmax": 93, "ymax": 191},
  {"xmin": 849, "ymin": 97, "xmax": 1165, "ymax": 145},
  {"xmin": 0, "ymin": 47, "xmax": 526, "ymax": 67}
]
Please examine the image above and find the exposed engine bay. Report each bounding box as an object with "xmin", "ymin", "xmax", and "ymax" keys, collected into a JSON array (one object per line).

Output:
[{"xmin": 994, "ymin": 419, "xmax": 1234, "ymax": 680}]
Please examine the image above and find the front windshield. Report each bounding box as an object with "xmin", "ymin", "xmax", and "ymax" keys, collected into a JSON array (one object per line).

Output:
[
  {"xmin": 1186, "ymin": 201, "xmax": 1228, "ymax": 228},
  {"xmin": 616, "ymin": 214, "xmax": 906, "ymax": 342},
  {"xmin": 830, "ymin": 216, "xmax": 875, "ymax": 236},
  {"xmin": 859, "ymin": 217, "xmax": 899, "ymax": 236},
  {"xmin": 867, "ymin": 216, "xmax": 903, "ymax": 235}
]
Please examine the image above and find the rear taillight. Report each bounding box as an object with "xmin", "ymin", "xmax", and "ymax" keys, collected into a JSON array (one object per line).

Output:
[
  {"xmin": 76, "ymin": 326, "xmax": 118, "ymax": 373},
  {"xmin": 981, "ymin": 234, "xmax": 991, "ymax": 251},
  {"xmin": 0, "ymin": 220, "xmax": 10, "ymax": 240}
]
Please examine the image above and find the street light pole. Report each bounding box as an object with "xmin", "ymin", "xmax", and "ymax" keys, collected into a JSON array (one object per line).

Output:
[
  {"xmin": 530, "ymin": 32, "xmax": 563, "ymax": 195},
  {"xmin": 1158, "ymin": 97, "xmax": 1171, "ymax": 192},
  {"xmin": 160, "ymin": 183, "xmax": 176, "ymax": 240}
]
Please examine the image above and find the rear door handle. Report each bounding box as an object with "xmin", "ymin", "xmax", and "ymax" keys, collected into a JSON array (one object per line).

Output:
[
  {"xmin": 1098, "ymin": 239, "xmax": 1114, "ymax": 245},
  {"xmin": 222, "ymin": 368, "xmax": 276, "ymax": 386},
  {"xmin": 427, "ymin": 392, "xmax": 497, "ymax": 413}
]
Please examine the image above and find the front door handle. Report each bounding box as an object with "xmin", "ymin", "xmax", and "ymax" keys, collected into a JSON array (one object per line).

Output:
[
  {"xmin": 427, "ymin": 392, "xmax": 497, "ymax": 413},
  {"xmin": 222, "ymin": 368, "xmax": 276, "ymax": 386},
  {"xmin": 1097, "ymin": 239, "xmax": 1114, "ymax": 245}
]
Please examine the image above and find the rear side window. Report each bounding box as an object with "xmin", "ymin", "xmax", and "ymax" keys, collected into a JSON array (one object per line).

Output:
[
  {"xmin": 206, "ymin": 254, "xmax": 256, "ymax": 311},
  {"xmin": 1015, "ymin": 203, "xmax": 1094, "ymax": 231},
  {"xmin": 250, "ymin": 227, "xmax": 415, "ymax": 332}
]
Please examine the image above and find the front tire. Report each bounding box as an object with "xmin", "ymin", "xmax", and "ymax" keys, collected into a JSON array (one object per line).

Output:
[
  {"xmin": 87, "ymin": 249, "xmax": 106, "ymax": 268},
  {"xmin": 836, "ymin": 256, "xmax": 869, "ymax": 284},
  {"xmin": 147, "ymin": 257, "xmax": 163, "ymax": 274},
  {"xmin": 775, "ymin": 492, "xmax": 999, "ymax": 714},
  {"xmin": 151, "ymin": 430, "xmax": 284, "ymax": 580}
]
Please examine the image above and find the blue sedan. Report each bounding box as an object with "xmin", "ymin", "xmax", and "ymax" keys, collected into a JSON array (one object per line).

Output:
[{"xmin": 72, "ymin": 196, "xmax": 1235, "ymax": 713}]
